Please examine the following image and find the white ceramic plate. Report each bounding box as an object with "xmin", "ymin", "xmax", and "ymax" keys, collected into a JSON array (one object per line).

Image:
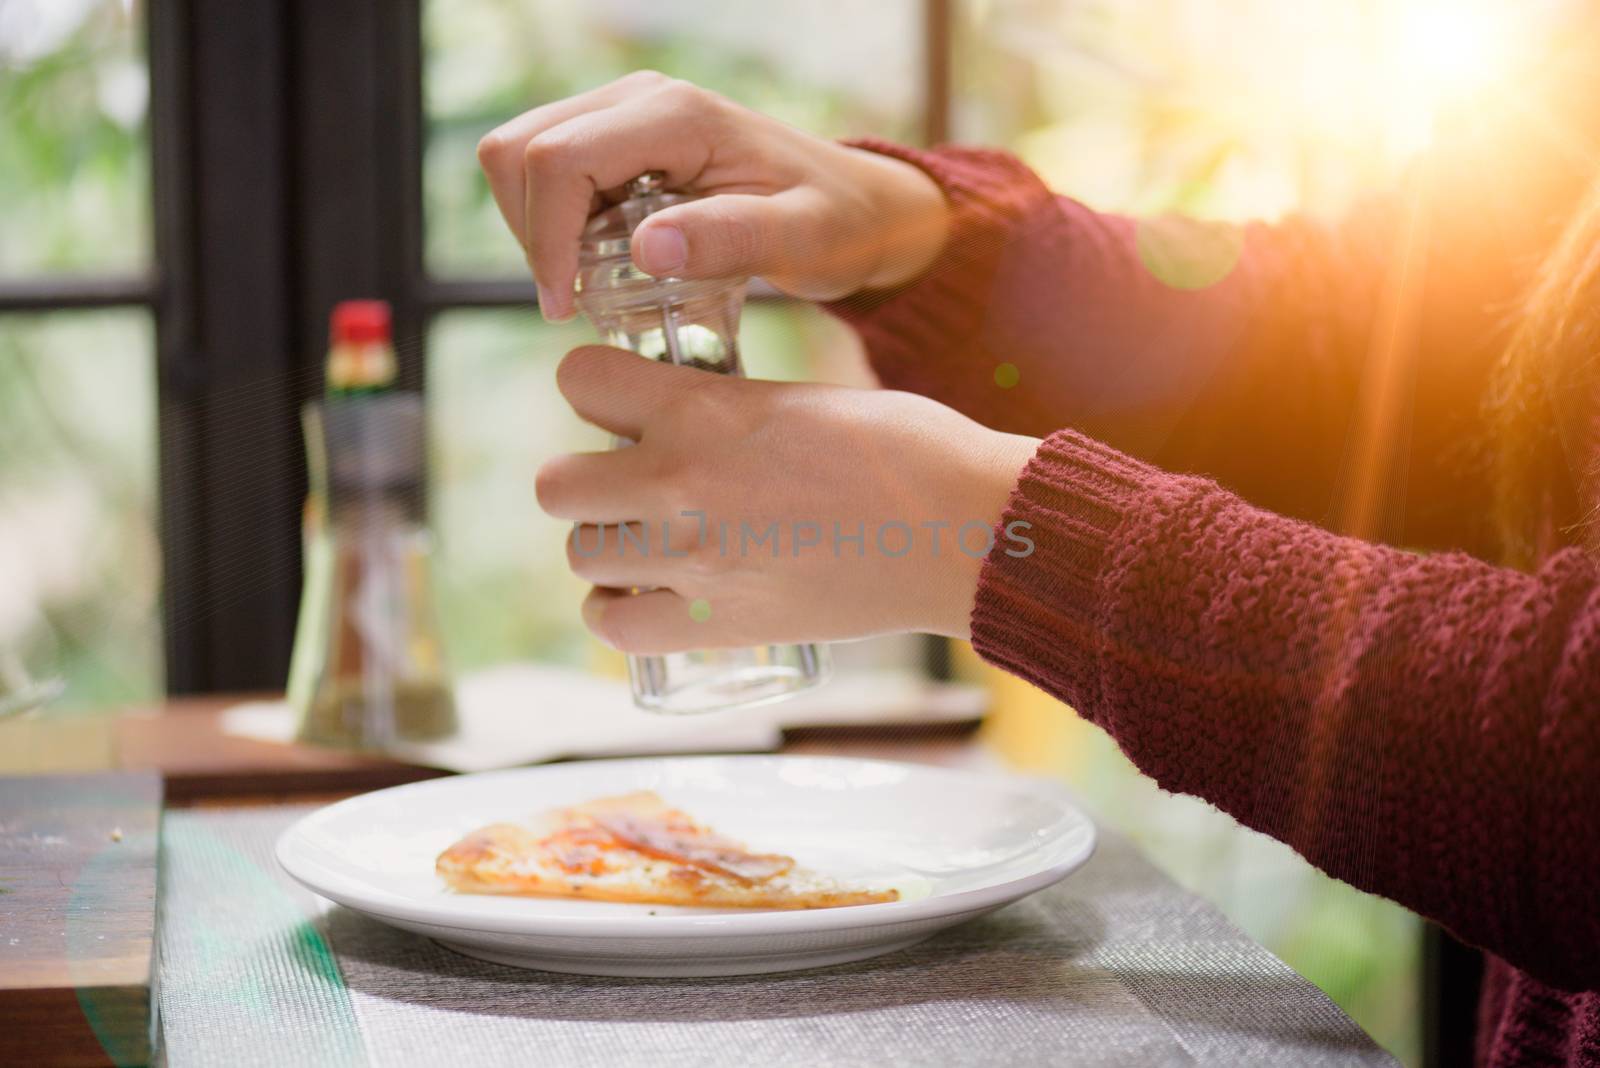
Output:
[{"xmin": 275, "ymin": 754, "xmax": 1096, "ymax": 977}]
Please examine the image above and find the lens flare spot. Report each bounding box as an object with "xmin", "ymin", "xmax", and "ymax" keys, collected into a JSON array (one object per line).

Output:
[
  {"xmin": 1135, "ymin": 216, "xmax": 1245, "ymax": 291},
  {"xmin": 1398, "ymin": 0, "xmax": 1507, "ymax": 105},
  {"xmin": 688, "ymin": 598, "xmax": 712, "ymax": 623},
  {"xmin": 993, "ymin": 362, "xmax": 1021, "ymax": 389}
]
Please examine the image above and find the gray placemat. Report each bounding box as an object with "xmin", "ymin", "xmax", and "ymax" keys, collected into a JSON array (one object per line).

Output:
[{"xmin": 157, "ymin": 805, "xmax": 1395, "ymax": 1067}]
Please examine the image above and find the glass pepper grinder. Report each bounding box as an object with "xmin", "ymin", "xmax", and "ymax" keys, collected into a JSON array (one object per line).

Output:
[{"xmin": 574, "ymin": 172, "xmax": 831, "ymax": 714}]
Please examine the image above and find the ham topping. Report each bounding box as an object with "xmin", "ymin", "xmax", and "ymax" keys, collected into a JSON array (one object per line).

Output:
[{"xmin": 591, "ymin": 813, "xmax": 794, "ymax": 885}]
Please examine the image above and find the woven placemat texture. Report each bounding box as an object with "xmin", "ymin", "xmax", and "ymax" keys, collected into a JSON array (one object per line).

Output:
[{"xmin": 157, "ymin": 805, "xmax": 1395, "ymax": 1067}]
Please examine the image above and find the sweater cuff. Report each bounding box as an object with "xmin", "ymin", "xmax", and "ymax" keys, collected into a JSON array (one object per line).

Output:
[
  {"xmin": 822, "ymin": 139, "xmax": 1055, "ymax": 390},
  {"xmin": 970, "ymin": 428, "xmax": 1167, "ymax": 721}
]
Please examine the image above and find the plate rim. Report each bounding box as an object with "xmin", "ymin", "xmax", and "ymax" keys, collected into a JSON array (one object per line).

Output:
[{"xmin": 274, "ymin": 753, "xmax": 1097, "ymax": 939}]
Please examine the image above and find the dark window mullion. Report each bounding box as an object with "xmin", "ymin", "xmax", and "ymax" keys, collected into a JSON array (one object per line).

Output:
[
  {"xmin": 420, "ymin": 278, "xmax": 537, "ymax": 310},
  {"xmin": 0, "ymin": 277, "xmax": 156, "ymax": 313},
  {"xmin": 923, "ymin": 0, "xmax": 952, "ymax": 145},
  {"xmin": 921, "ymin": 0, "xmax": 955, "ymax": 678},
  {"xmin": 380, "ymin": 0, "xmax": 429, "ymax": 390},
  {"xmin": 291, "ymin": 0, "xmax": 427, "ymax": 393},
  {"xmin": 151, "ymin": 0, "xmax": 303, "ymax": 694},
  {"xmin": 420, "ymin": 277, "xmax": 792, "ymax": 310}
]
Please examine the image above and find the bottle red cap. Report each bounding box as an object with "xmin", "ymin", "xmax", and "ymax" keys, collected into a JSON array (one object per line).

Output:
[{"xmin": 330, "ymin": 300, "xmax": 392, "ymax": 345}]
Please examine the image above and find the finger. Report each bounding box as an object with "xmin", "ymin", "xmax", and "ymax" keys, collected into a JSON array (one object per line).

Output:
[
  {"xmin": 535, "ymin": 445, "xmax": 670, "ymax": 524},
  {"xmin": 555, "ymin": 345, "xmax": 723, "ymax": 440},
  {"xmin": 630, "ymin": 189, "xmax": 820, "ymax": 282},
  {"xmin": 476, "ymin": 71, "xmax": 675, "ymax": 256},
  {"xmin": 523, "ymin": 98, "xmax": 716, "ymax": 320},
  {"xmin": 583, "ymin": 586, "xmax": 730, "ymax": 654},
  {"xmin": 566, "ymin": 523, "xmax": 699, "ymax": 588}
]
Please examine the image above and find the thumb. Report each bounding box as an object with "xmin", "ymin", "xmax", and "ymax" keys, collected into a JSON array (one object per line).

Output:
[{"xmin": 631, "ymin": 190, "xmax": 820, "ymax": 284}]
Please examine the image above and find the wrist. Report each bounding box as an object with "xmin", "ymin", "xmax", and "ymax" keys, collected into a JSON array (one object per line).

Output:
[
  {"xmin": 848, "ymin": 148, "xmax": 952, "ymax": 292},
  {"xmin": 928, "ymin": 430, "xmax": 1040, "ymax": 640}
]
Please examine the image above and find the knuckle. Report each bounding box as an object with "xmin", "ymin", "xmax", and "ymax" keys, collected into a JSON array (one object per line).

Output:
[
  {"xmin": 622, "ymin": 69, "xmax": 670, "ymax": 90},
  {"xmin": 666, "ymin": 379, "xmax": 725, "ymax": 425},
  {"xmin": 595, "ymin": 602, "xmax": 640, "ymax": 652},
  {"xmin": 584, "ymin": 598, "xmax": 613, "ymax": 645},
  {"xmin": 533, "ymin": 458, "xmax": 569, "ymax": 514},
  {"xmin": 662, "ymin": 377, "xmax": 758, "ymax": 445},
  {"xmin": 476, "ymin": 130, "xmax": 509, "ymax": 169},
  {"xmin": 650, "ymin": 479, "xmax": 686, "ymax": 520},
  {"xmin": 655, "ymin": 77, "xmax": 714, "ymax": 115},
  {"xmin": 702, "ymin": 201, "xmax": 766, "ymax": 266},
  {"xmin": 521, "ymin": 133, "xmax": 571, "ymax": 177},
  {"xmin": 685, "ymin": 539, "xmax": 732, "ymax": 582},
  {"xmin": 565, "ymin": 529, "xmax": 596, "ymax": 576}
]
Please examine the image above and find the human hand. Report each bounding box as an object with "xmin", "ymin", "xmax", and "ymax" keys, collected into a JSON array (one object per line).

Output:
[
  {"xmin": 536, "ymin": 347, "xmax": 1040, "ymax": 653},
  {"xmin": 476, "ymin": 71, "xmax": 951, "ymax": 320}
]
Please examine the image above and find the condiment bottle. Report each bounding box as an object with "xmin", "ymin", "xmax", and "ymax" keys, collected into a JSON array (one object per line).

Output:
[{"xmin": 287, "ymin": 301, "xmax": 458, "ymax": 748}]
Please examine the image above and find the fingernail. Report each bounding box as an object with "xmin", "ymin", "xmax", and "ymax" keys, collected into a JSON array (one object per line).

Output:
[
  {"xmin": 636, "ymin": 225, "xmax": 687, "ymax": 275},
  {"xmin": 537, "ymin": 284, "xmax": 575, "ymax": 323}
]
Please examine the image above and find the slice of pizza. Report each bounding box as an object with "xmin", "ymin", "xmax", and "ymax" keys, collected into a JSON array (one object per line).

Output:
[{"xmin": 436, "ymin": 790, "xmax": 898, "ymax": 909}]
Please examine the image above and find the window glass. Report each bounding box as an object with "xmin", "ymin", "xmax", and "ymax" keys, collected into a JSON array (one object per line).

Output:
[
  {"xmin": 428, "ymin": 310, "xmax": 599, "ymax": 673},
  {"xmin": 423, "ymin": 0, "xmax": 922, "ymax": 275},
  {"xmin": 0, "ymin": 310, "xmax": 161, "ymax": 707},
  {"xmin": 954, "ymin": 0, "xmax": 1585, "ymax": 221},
  {"xmin": 0, "ymin": 0, "xmax": 150, "ymax": 276}
]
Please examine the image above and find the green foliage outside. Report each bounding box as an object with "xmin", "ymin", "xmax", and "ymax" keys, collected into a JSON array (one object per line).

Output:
[{"xmin": 1, "ymin": 1, "xmax": 158, "ymax": 709}]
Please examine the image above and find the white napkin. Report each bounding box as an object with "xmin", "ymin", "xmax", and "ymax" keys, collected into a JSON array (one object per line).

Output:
[{"xmin": 221, "ymin": 664, "xmax": 985, "ymax": 773}]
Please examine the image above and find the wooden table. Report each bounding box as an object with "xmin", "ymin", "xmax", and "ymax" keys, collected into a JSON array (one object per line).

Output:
[
  {"xmin": 2, "ymin": 694, "xmax": 984, "ymax": 1067},
  {"xmin": 0, "ymin": 773, "xmax": 161, "ymax": 1068},
  {"xmin": 4, "ymin": 695, "xmax": 984, "ymax": 805}
]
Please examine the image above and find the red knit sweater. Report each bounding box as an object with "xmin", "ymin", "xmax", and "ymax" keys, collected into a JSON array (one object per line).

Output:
[{"xmin": 830, "ymin": 141, "xmax": 1600, "ymax": 1067}]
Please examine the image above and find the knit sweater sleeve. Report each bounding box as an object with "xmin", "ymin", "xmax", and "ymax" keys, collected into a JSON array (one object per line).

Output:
[
  {"xmin": 973, "ymin": 429, "xmax": 1600, "ymax": 992},
  {"xmin": 827, "ymin": 140, "xmax": 1511, "ymax": 556}
]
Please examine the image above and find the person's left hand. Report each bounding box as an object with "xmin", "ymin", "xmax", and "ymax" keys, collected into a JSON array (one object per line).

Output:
[{"xmin": 537, "ymin": 346, "xmax": 1040, "ymax": 653}]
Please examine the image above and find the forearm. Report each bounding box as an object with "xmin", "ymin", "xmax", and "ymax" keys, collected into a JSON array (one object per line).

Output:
[
  {"xmin": 826, "ymin": 139, "xmax": 1060, "ymax": 431},
  {"xmin": 827, "ymin": 143, "xmax": 1506, "ymax": 551},
  {"xmin": 827, "ymin": 140, "xmax": 1380, "ymax": 436},
  {"xmin": 973, "ymin": 429, "xmax": 1600, "ymax": 990}
]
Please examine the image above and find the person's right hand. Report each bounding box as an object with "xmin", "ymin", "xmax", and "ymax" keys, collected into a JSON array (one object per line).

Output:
[{"xmin": 475, "ymin": 71, "xmax": 951, "ymax": 321}]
